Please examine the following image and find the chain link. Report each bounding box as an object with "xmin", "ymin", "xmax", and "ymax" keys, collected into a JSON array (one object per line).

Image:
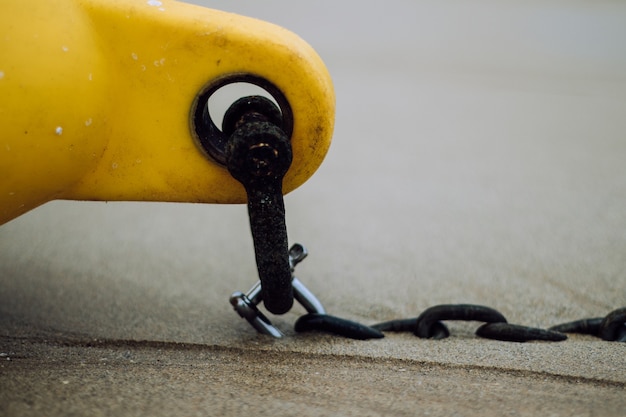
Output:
[
  {"xmin": 550, "ymin": 307, "xmax": 626, "ymax": 342},
  {"xmin": 295, "ymin": 313, "xmax": 384, "ymax": 340}
]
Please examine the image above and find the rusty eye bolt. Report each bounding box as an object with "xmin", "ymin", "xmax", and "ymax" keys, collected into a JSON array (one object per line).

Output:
[{"xmin": 224, "ymin": 96, "xmax": 294, "ymax": 315}]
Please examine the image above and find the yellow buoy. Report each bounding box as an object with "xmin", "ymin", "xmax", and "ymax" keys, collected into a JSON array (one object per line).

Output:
[{"xmin": 0, "ymin": 0, "xmax": 335, "ymax": 224}]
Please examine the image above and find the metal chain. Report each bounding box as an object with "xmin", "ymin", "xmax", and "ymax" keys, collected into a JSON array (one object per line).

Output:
[
  {"xmin": 371, "ymin": 304, "xmax": 566, "ymax": 342},
  {"xmin": 230, "ymin": 243, "xmax": 626, "ymax": 343}
]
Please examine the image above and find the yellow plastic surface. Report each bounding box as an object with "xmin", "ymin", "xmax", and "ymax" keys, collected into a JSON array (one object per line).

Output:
[{"xmin": 0, "ymin": 0, "xmax": 335, "ymax": 225}]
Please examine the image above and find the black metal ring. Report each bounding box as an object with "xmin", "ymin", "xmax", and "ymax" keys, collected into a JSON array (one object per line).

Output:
[{"xmin": 190, "ymin": 73, "xmax": 294, "ymax": 166}]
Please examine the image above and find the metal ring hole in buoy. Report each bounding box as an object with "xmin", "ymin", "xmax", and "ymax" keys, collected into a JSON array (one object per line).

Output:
[{"xmin": 191, "ymin": 73, "xmax": 293, "ymax": 166}]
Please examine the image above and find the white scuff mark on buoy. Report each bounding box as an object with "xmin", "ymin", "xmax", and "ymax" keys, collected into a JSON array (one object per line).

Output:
[
  {"xmin": 140, "ymin": 65, "xmax": 146, "ymax": 71},
  {"xmin": 0, "ymin": 71, "xmax": 4, "ymax": 80},
  {"xmin": 131, "ymin": 52, "xmax": 138, "ymax": 60},
  {"xmin": 85, "ymin": 118, "xmax": 93, "ymax": 127},
  {"xmin": 153, "ymin": 58, "xmax": 166, "ymax": 67},
  {"xmin": 111, "ymin": 162, "xmax": 119, "ymax": 169},
  {"xmin": 55, "ymin": 126, "xmax": 63, "ymax": 135},
  {"xmin": 146, "ymin": 0, "xmax": 165, "ymax": 11},
  {"xmin": 88, "ymin": 73, "xmax": 93, "ymax": 81},
  {"xmin": 62, "ymin": 45, "xmax": 69, "ymax": 52}
]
